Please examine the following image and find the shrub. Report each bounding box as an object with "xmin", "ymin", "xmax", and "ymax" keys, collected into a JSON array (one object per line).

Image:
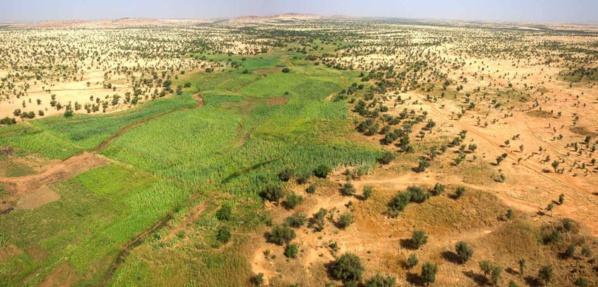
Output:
[
  {"xmin": 406, "ymin": 253, "xmax": 418, "ymax": 269},
  {"xmin": 278, "ymin": 168, "xmax": 294, "ymax": 182},
  {"xmin": 564, "ymin": 244, "xmax": 576, "ymax": 258},
  {"xmin": 362, "ymin": 185, "xmax": 373, "ymax": 200},
  {"xmin": 282, "ymin": 67, "xmax": 291, "ymax": 73},
  {"xmin": 216, "ymin": 226, "xmax": 231, "ymax": 243},
  {"xmin": 580, "ymin": 245, "xmax": 592, "ymax": 257},
  {"xmin": 506, "ymin": 209, "xmax": 514, "ymax": 220},
  {"xmin": 574, "ymin": 277, "xmax": 588, "ymax": 287},
  {"xmin": 421, "ymin": 262, "xmax": 438, "ymax": 285},
  {"xmin": 215, "ymin": 204, "xmax": 232, "ymax": 221},
  {"xmin": 341, "ymin": 182, "xmax": 356, "ymax": 196},
  {"xmin": 490, "ymin": 265, "xmax": 502, "ymax": 285},
  {"xmin": 285, "ymin": 212, "xmax": 307, "ymax": 228},
  {"xmin": 312, "ymin": 208, "xmax": 328, "ymax": 231},
  {"xmin": 261, "ymin": 185, "xmax": 284, "ymax": 202},
  {"xmin": 284, "ymin": 244, "xmax": 299, "ymax": 258},
  {"xmin": 416, "ymin": 158, "xmax": 430, "ymax": 172},
  {"xmin": 455, "ymin": 241, "xmax": 473, "ymax": 263},
  {"xmin": 64, "ymin": 109, "xmax": 74, "ymax": 118},
  {"xmin": 431, "ymin": 183, "xmax": 445, "ymax": 196},
  {"xmin": 411, "ymin": 230, "xmax": 428, "ymax": 249},
  {"xmin": 306, "ymin": 184, "xmax": 317, "ymax": 194},
  {"xmin": 379, "ymin": 151, "xmax": 395, "ymax": 164},
  {"xmin": 314, "ymin": 164, "xmax": 332, "ymax": 178},
  {"xmin": 284, "ymin": 192, "xmax": 303, "ymax": 210},
  {"xmin": 268, "ymin": 224, "xmax": 296, "ymax": 245},
  {"xmin": 455, "ymin": 186, "xmax": 465, "ymax": 199},
  {"xmin": 330, "ymin": 253, "xmax": 364, "ymax": 283},
  {"xmin": 388, "ymin": 192, "xmax": 411, "ymax": 217},
  {"xmin": 479, "ymin": 260, "xmax": 493, "ymax": 276},
  {"xmin": 407, "ymin": 186, "xmax": 430, "ymax": 203},
  {"xmin": 250, "ymin": 273, "xmax": 264, "ymax": 286},
  {"xmin": 337, "ymin": 212, "xmax": 353, "ymax": 229},
  {"xmin": 296, "ymin": 173, "xmax": 310, "ymax": 184},
  {"xmin": 538, "ymin": 265, "xmax": 553, "ymax": 286},
  {"xmin": 365, "ymin": 273, "xmax": 396, "ymax": 287}
]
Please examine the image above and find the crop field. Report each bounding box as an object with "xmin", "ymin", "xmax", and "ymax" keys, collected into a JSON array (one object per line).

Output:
[{"xmin": 0, "ymin": 14, "xmax": 597, "ymax": 287}]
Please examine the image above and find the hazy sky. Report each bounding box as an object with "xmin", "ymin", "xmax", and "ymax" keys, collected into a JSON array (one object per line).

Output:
[{"xmin": 0, "ymin": 0, "xmax": 596, "ymax": 24}]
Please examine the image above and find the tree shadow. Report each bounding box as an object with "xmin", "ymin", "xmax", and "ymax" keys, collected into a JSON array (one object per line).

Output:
[
  {"xmin": 462, "ymin": 270, "xmax": 487, "ymax": 286},
  {"xmin": 441, "ymin": 251, "xmax": 462, "ymax": 264},
  {"xmin": 405, "ymin": 272, "xmax": 423, "ymax": 286},
  {"xmin": 505, "ymin": 267, "xmax": 518, "ymax": 276},
  {"xmin": 524, "ymin": 276, "xmax": 541, "ymax": 287},
  {"xmin": 399, "ymin": 239, "xmax": 418, "ymax": 250}
]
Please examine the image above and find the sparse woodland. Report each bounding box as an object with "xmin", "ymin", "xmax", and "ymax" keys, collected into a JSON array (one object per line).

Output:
[{"xmin": 0, "ymin": 16, "xmax": 596, "ymax": 287}]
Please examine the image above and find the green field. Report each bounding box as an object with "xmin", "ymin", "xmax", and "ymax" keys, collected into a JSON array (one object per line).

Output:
[{"xmin": 0, "ymin": 50, "xmax": 382, "ymax": 286}]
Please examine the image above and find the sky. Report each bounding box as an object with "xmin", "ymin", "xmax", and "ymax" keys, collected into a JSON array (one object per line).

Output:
[{"xmin": 0, "ymin": 0, "xmax": 596, "ymax": 24}]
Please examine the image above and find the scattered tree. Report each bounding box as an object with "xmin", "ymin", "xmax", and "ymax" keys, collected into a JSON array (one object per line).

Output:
[
  {"xmin": 421, "ymin": 262, "xmax": 438, "ymax": 286},
  {"xmin": 330, "ymin": 253, "xmax": 364, "ymax": 284},
  {"xmin": 411, "ymin": 230, "xmax": 429, "ymax": 249},
  {"xmin": 455, "ymin": 241, "xmax": 473, "ymax": 263}
]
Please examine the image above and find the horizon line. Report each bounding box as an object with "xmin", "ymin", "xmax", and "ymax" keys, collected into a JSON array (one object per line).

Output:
[{"xmin": 1, "ymin": 13, "xmax": 597, "ymax": 26}]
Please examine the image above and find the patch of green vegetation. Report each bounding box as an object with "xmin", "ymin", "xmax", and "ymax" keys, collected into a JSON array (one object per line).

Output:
[
  {"xmin": 1, "ymin": 50, "xmax": 383, "ymax": 286},
  {"xmin": 33, "ymin": 94, "xmax": 198, "ymax": 152},
  {"xmin": 0, "ymin": 94, "xmax": 197, "ymax": 160},
  {"xmin": 4, "ymin": 160, "xmax": 36, "ymax": 177}
]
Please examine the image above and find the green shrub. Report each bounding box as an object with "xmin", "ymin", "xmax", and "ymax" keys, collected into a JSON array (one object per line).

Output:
[
  {"xmin": 431, "ymin": 183, "xmax": 445, "ymax": 196},
  {"xmin": 379, "ymin": 151, "xmax": 394, "ymax": 164},
  {"xmin": 284, "ymin": 243, "xmax": 299, "ymax": 258},
  {"xmin": 278, "ymin": 168, "xmax": 294, "ymax": 182},
  {"xmin": 337, "ymin": 212, "xmax": 353, "ymax": 229},
  {"xmin": 284, "ymin": 193, "xmax": 303, "ymax": 210},
  {"xmin": 216, "ymin": 226, "xmax": 231, "ymax": 243},
  {"xmin": 362, "ymin": 185, "xmax": 373, "ymax": 200},
  {"xmin": 306, "ymin": 184, "xmax": 317, "ymax": 194},
  {"xmin": 407, "ymin": 186, "xmax": 430, "ymax": 203},
  {"xmin": 314, "ymin": 164, "xmax": 332, "ymax": 178},
  {"xmin": 455, "ymin": 241, "xmax": 473, "ymax": 263},
  {"xmin": 285, "ymin": 212, "xmax": 307, "ymax": 228},
  {"xmin": 268, "ymin": 224, "xmax": 296, "ymax": 245},
  {"xmin": 455, "ymin": 186, "xmax": 465, "ymax": 199},
  {"xmin": 312, "ymin": 208, "xmax": 328, "ymax": 231},
  {"xmin": 341, "ymin": 182, "xmax": 356, "ymax": 196},
  {"xmin": 215, "ymin": 204, "xmax": 232, "ymax": 221},
  {"xmin": 388, "ymin": 192, "xmax": 411, "ymax": 217},
  {"xmin": 261, "ymin": 185, "xmax": 284, "ymax": 202},
  {"xmin": 421, "ymin": 262, "xmax": 437, "ymax": 285},
  {"xmin": 411, "ymin": 230, "xmax": 428, "ymax": 249},
  {"xmin": 330, "ymin": 253, "xmax": 364, "ymax": 284},
  {"xmin": 406, "ymin": 253, "xmax": 418, "ymax": 269},
  {"xmin": 365, "ymin": 273, "xmax": 396, "ymax": 287}
]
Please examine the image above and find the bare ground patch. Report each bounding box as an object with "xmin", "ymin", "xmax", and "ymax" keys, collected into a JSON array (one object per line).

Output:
[{"xmin": 16, "ymin": 185, "xmax": 60, "ymax": 209}]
